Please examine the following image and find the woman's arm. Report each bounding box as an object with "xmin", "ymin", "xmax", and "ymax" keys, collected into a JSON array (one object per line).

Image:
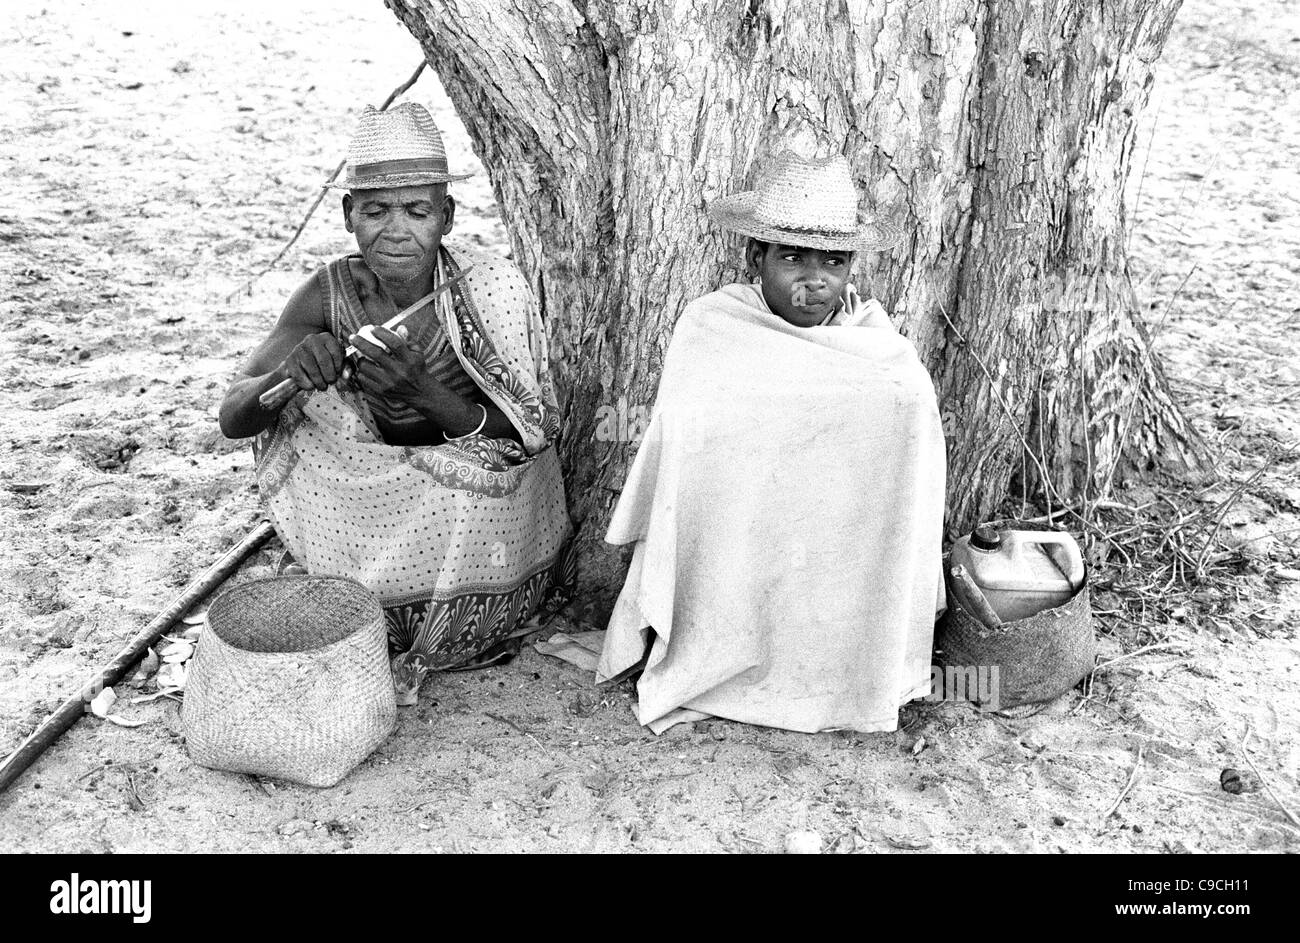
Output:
[{"xmin": 218, "ymin": 274, "xmax": 342, "ymax": 439}]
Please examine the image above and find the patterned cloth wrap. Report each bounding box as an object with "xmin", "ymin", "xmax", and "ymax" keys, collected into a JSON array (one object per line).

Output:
[{"xmin": 254, "ymin": 242, "xmax": 573, "ymax": 700}]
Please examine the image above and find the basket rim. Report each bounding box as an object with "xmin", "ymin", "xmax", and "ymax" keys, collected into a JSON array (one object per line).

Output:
[{"xmin": 205, "ymin": 574, "xmax": 383, "ymax": 655}]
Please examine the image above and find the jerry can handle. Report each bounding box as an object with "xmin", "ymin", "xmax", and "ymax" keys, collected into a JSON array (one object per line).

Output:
[{"xmin": 1020, "ymin": 531, "xmax": 1086, "ymax": 590}]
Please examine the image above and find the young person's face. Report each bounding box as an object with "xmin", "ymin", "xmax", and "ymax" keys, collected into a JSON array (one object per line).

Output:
[
  {"xmin": 343, "ymin": 184, "xmax": 455, "ymax": 288},
  {"xmin": 750, "ymin": 241, "xmax": 855, "ymax": 327}
]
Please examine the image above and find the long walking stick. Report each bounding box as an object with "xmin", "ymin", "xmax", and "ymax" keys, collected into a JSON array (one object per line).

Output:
[{"xmin": 0, "ymin": 521, "xmax": 276, "ymax": 795}]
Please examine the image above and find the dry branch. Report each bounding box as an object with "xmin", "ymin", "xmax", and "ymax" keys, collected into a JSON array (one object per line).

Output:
[
  {"xmin": 1102, "ymin": 742, "xmax": 1146, "ymax": 822},
  {"xmin": 227, "ymin": 61, "xmax": 427, "ymax": 301}
]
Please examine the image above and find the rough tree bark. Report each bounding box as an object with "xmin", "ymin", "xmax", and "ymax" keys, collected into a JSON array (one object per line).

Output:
[{"xmin": 384, "ymin": 0, "xmax": 1207, "ymax": 608}]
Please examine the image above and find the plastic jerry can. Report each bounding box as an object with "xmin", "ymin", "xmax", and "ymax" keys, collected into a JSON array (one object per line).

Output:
[{"xmin": 949, "ymin": 524, "xmax": 1086, "ymax": 623}]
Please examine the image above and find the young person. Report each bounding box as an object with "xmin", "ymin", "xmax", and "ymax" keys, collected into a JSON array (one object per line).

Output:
[{"xmin": 597, "ymin": 151, "xmax": 946, "ymax": 734}]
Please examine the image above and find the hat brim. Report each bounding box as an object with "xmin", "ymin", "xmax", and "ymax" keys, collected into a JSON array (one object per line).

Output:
[
  {"xmin": 324, "ymin": 170, "xmax": 475, "ymax": 190},
  {"xmin": 708, "ymin": 191, "xmax": 901, "ymax": 251}
]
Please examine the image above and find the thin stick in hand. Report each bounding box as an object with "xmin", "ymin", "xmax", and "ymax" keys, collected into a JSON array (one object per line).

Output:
[{"xmin": 257, "ymin": 266, "xmax": 472, "ymax": 411}]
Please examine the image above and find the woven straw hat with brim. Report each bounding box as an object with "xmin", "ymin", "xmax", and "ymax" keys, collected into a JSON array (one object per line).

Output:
[
  {"xmin": 708, "ymin": 150, "xmax": 900, "ymax": 252},
  {"xmin": 325, "ymin": 101, "xmax": 473, "ymax": 190}
]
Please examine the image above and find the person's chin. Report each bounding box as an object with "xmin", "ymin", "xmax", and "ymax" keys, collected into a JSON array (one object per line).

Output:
[
  {"xmin": 769, "ymin": 309, "xmax": 821, "ymax": 327},
  {"xmin": 780, "ymin": 304, "xmax": 830, "ymax": 327},
  {"xmin": 368, "ymin": 252, "xmax": 427, "ymax": 281}
]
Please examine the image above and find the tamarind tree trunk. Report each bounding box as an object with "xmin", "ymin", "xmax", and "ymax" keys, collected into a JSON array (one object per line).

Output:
[{"xmin": 385, "ymin": 0, "xmax": 1207, "ymax": 611}]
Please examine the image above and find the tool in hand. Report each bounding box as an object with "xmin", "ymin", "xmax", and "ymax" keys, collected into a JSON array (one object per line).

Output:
[{"xmin": 257, "ymin": 265, "xmax": 473, "ymax": 412}]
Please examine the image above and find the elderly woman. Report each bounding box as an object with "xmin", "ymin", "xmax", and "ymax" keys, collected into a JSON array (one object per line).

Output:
[
  {"xmin": 596, "ymin": 151, "xmax": 946, "ymax": 734},
  {"xmin": 220, "ymin": 103, "xmax": 571, "ymax": 703}
]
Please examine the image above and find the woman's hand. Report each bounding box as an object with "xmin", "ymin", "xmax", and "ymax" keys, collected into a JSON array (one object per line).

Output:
[
  {"xmin": 346, "ymin": 324, "xmax": 519, "ymax": 444},
  {"xmin": 348, "ymin": 325, "xmax": 436, "ymax": 404},
  {"xmin": 279, "ymin": 332, "xmax": 346, "ymax": 392}
]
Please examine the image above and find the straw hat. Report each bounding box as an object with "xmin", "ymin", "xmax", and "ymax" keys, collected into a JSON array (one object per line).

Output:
[
  {"xmin": 325, "ymin": 102, "xmax": 473, "ymax": 190},
  {"xmin": 708, "ymin": 150, "xmax": 899, "ymax": 251}
]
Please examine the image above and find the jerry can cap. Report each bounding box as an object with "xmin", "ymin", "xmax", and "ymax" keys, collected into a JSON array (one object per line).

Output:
[{"xmin": 971, "ymin": 524, "xmax": 1002, "ymax": 551}]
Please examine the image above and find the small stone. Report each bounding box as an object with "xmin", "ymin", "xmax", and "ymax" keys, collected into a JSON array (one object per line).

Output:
[{"xmin": 1220, "ymin": 768, "xmax": 1260, "ymax": 795}]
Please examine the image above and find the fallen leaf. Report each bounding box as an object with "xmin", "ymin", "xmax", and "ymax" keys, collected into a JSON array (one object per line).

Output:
[
  {"xmin": 89, "ymin": 687, "xmax": 117, "ymax": 718},
  {"xmin": 159, "ymin": 640, "xmax": 194, "ymax": 663},
  {"xmin": 130, "ymin": 647, "xmax": 160, "ymax": 683},
  {"xmin": 156, "ymin": 662, "xmax": 187, "ymax": 690},
  {"xmin": 105, "ymin": 715, "xmax": 150, "ymax": 728},
  {"xmin": 181, "ymin": 610, "xmax": 208, "ymax": 626},
  {"xmin": 912, "ymin": 736, "xmax": 927, "ymax": 756}
]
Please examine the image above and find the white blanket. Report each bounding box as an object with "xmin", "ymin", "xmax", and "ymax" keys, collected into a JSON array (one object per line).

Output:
[{"xmin": 597, "ymin": 283, "xmax": 947, "ymax": 734}]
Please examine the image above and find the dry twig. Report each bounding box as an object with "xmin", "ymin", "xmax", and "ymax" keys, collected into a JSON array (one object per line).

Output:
[
  {"xmin": 1100, "ymin": 263, "xmax": 1199, "ymax": 496},
  {"xmin": 227, "ymin": 61, "xmax": 427, "ymax": 301},
  {"xmin": 1092, "ymin": 641, "xmax": 1186, "ymax": 675},
  {"xmin": 1194, "ymin": 442, "xmax": 1297, "ymax": 579},
  {"xmin": 484, "ymin": 711, "xmax": 551, "ymax": 756},
  {"xmin": 1102, "ymin": 742, "xmax": 1145, "ymax": 822}
]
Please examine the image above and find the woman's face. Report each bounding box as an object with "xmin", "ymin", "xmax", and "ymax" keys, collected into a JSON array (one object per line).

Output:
[
  {"xmin": 751, "ymin": 241, "xmax": 855, "ymax": 327},
  {"xmin": 343, "ymin": 184, "xmax": 455, "ymax": 289}
]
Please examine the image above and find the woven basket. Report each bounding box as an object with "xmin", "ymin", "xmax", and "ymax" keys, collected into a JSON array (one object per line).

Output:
[
  {"xmin": 935, "ymin": 584, "xmax": 1096, "ymax": 712},
  {"xmin": 182, "ymin": 575, "xmax": 397, "ymax": 787}
]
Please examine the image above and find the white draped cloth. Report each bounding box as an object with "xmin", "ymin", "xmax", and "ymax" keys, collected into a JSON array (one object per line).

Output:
[{"xmin": 596, "ymin": 283, "xmax": 947, "ymax": 734}]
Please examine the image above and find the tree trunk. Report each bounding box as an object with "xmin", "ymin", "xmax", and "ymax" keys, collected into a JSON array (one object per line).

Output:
[{"xmin": 385, "ymin": 0, "xmax": 1207, "ymax": 613}]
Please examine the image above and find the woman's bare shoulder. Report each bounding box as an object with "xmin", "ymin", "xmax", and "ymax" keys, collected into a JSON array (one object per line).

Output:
[{"xmin": 277, "ymin": 265, "xmax": 330, "ymax": 329}]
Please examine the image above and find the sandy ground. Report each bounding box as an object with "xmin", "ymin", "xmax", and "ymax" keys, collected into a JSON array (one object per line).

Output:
[{"xmin": 0, "ymin": 0, "xmax": 1296, "ymax": 853}]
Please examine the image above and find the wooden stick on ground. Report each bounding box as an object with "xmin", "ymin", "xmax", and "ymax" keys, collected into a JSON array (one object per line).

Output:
[
  {"xmin": 0, "ymin": 521, "xmax": 276, "ymax": 795},
  {"xmin": 227, "ymin": 61, "xmax": 428, "ymax": 301}
]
